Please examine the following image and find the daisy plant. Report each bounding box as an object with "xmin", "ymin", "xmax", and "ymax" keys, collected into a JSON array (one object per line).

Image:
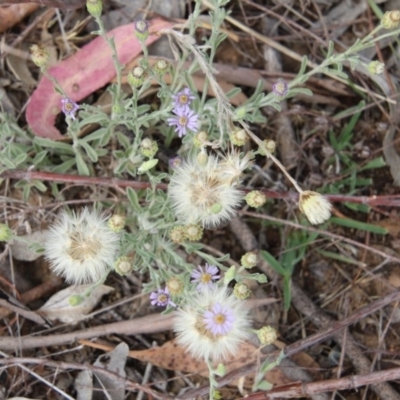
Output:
[{"xmin": 1, "ymin": 0, "xmax": 399, "ymax": 397}]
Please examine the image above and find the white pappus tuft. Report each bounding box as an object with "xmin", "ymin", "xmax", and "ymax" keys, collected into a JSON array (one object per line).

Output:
[
  {"xmin": 173, "ymin": 286, "xmax": 251, "ymax": 362},
  {"xmin": 168, "ymin": 154, "xmax": 244, "ymax": 228},
  {"xmin": 44, "ymin": 208, "xmax": 120, "ymax": 284}
]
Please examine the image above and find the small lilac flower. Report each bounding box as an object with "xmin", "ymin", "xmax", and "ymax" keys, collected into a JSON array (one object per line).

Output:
[
  {"xmin": 150, "ymin": 287, "xmax": 176, "ymax": 307},
  {"xmin": 191, "ymin": 263, "xmax": 220, "ymax": 290},
  {"xmin": 203, "ymin": 302, "xmax": 235, "ymax": 336},
  {"xmin": 272, "ymin": 80, "xmax": 288, "ymax": 98},
  {"xmin": 172, "ymin": 87, "xmax": 196, "ymax": 111},
  {"xmin": 61, "ymin": 97, "xmax": 79, "ymax": 120},
  {"xmin": 167, "ymin": 107, "xmax": 199, "ymax": 138},
  {"xmin": 169, "ymin": 156, "xmax": 182, "ymax": 169}
]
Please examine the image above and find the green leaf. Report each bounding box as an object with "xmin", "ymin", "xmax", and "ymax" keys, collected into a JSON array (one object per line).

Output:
[
  {"xmin": 283, "ymin": 276, "xmax": 292, "ymax": 311},
  {"xmin": 34, "ymin": 137, "xmax": 75, "ymax": 154},
  {"xmin": 261, "ymin": 250, "xmax": 286, "ymax": 275},
  {"xmin": 287, "ymin": 87, "xmax": 313, "ymax": 97},
  {"xmin": 330, "ymin": 216, "xmax": 387, "ymax": 234},
  {"xmin": 33, "ymin": 150, "xmax": 48, "ymax": 165},
  {"xmin": 51, "ymin": 158, "xmax": 76, "ymax": 173},
  {"xmin": 14, "ymin": 153, "xmax": 28, "ymax": 165},
  {"xmin": 126, "ymin": 187, "xmax": 142, "ymax": 212},
  {"xmin": 79, "ymin": 140, "xmax": 98, "ymax": 163},
  {"xmin": 75, "ymin": 151, "xmax": 90, "ymax": 176},
  {"xmin": 317, "ymin": 249, "xmax": 365, "ymax": 266},
  {"xmin": 360, "ymin": 156, "xmax": 386, "ymax": 171},
  {"xmin": 296, "ymin": 55, "xmax": 308, "ymax": 77},
  {"xmin": 256, "ymin": 380, "xmax": 273, "ymax": 391},
  {"xmin": 326, "ymin": 40, "xmax": 335, "ymax": 58},
  {"xmin": 32, "ymin": 179, "xmax": 47, "ymax": 192}
]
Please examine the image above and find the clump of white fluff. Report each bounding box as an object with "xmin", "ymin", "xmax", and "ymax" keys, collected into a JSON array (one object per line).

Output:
[
  {"xmin": 173, "ymin": 285, "xmax": 251, "ymax": 362},
  {"xmin": 168, "ymin": 153, "xmax": 251, "ymax": 228},
  {"xmin": 44, "ymin": 208, "xmax": 120, "ymax": 284}
]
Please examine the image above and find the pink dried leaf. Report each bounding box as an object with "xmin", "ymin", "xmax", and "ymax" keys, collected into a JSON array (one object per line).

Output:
[{"xmin": 26, "ymin": 19, "xmax": 173, "ymax": 139}]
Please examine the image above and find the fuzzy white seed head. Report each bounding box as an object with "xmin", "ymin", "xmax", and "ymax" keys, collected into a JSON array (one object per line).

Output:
[
  {"xmin": 218, "ymin": 151, "xmax": 254, "ymax": 185},
  {"xmin": 44, "ymin": 208, "xmax": 120, "ymax": 284},
  {"xmin": 168, "ymin": 155, "xmax": 243, "ymax": 228},
  {"xmin": 173, "ymin": 286, "xmax": 251, "ymax": 361},
  {"xmin": 299, "ymin": 191, "xmax": 332, "ymax": 225}
]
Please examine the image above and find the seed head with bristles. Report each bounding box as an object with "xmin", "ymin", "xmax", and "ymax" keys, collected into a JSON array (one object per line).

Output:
[
  {"xmin": 168, "ymin": 155, "xmax": 243, "ymax": 228},
  {"xmin": 44, "ymin": 208, "xmax": 120, "ymax": 284}
]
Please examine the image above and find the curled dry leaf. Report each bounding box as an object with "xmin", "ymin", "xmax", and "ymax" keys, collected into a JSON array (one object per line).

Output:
[
  {"xmin": 10, "ymin": 230, "xmax": 47, "ymax": 261},
  {"xmin": 37, "ymin": 284, "xmax": 114, "ymax": 323},
  {"xmin": 26, "ymin": 19, "xmax": 173, "ymax": 140}
]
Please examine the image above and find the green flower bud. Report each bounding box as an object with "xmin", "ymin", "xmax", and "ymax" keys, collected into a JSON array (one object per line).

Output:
[
  {"xmin": 30, "ymin": 44, "xmax": 49, "ymax": 69},
  {"xmin": 197, "ymin": 150, "xmax": 208, "ymax": 166},
  {"xmin": 86, "ymin": 0, "xmax": 102, "ymax": 18},
  {"xmin": 108, "ymin": 214, "xmax": 125, "ymax": 232},
  {"xmin": 184, "ymin": 224, "xmax": 203, "ymax": 241},
  {"xmin": 245, "ymin": 190, "xmax": 267, "ymax": 208},
  {"xmin": 381, "ymin": 10, "xmax": 400, "ymax": 29},
  {"xmin": 127, "ymin": 66, "xmax": 146, "ymax": 87},
  {"xmin": 153, "ymin": 59, "xmax": 169, "ymax": 75},
  {"xmin": 0, "ymin": 224, "xmax": 12, "ymax": 242},
  {"xmin": 193, "ymin": 131, "xmax": 208, "ymax": 148},
  {"xmin": 169, "ymin": 225, "xmax": 186, "ymax": 243},
  {"xmin": 209, "ymin": 203, "xmax": 222, "ymax": 214},
  {"xmin": 114, "ymin": 256, "xmax": 133, "ymax": 276},
  {"xmin": 233, "ymin": 106, "xmax": 247, "ymax": 120},
  {"xmin": 140, "ymin": 138, "xmax": 158, "ymax": 158},
  {"xmin": 241, "ymin": 252, "xmax": 257, "ymax": 268},
  {"xmin": 166, "ymin": 276, "xmax": 184, "ymax": 296},
  {"xmin": 138, "ymin": 158, "xmax": 158, "ymax": 173},
  {"xmin": 233, "ymin": 282, "xmax": 251, "ymax": 300},
  {"xmin": 367, "ymin": 60, "xmax": 385, "ymax": 75},
  {"xmin": 112, "ymin": 103, "xmax": 125, "ymax": 116},
  {"xmin": 134, "ymin": 20, "xmax": 149, "ymax": 41},
  {"xmin": 257, "ymin": 326, "xmax": 277, "ymax": 345},
  {"xmin": 69, "ymin": 294, "xmax": 84, "ymax": 306},
  {"xmin": 230, "ymin": 127, "xmax": 248, "ymax": 146},
  {"xmin": 259, "ymin": 139, "xmax": 276, "ymax": 155},
  {"xmin": 224, "ymin": 265, "xmax": 236, "ymax": 285}
]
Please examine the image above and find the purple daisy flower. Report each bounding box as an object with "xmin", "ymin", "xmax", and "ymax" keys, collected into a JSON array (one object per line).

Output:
[
  {"xmin": 172, "ymin": 87, "xmax": 196, "ymax": 111},
  {"xmin": 191, "ymin": 263, "xmax": 220, "ymax": 290},
  {"xmin": 150, "ymin": 287, "xmax": 176, "ymax": 307},
  {"xmin": 203, "ymin": 302, "xmax": 235, "ymax": 336},
  {"xmin": 272, "ymin": 80, "xmax": 288, "ymax": 98},
  {"xmin": 61, "ymin": 97, "xmax": 79, "ymax": 120},
  {"xmin": 169, "ymin": 156, "xmax": 182, "ymax": 169},
  {"xmin": 167, "ymin": 107, "xmax": 199, "ymax": 138}
]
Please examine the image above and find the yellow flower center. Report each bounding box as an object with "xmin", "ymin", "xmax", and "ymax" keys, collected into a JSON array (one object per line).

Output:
[
  {"xmin": 158, "ymin": 294, "xmax": 168, "ymax": 303},
  {"xmin": 64, "ymin": 101, "xmax": 74, "ymax": 112},
  {"xmin": 200, "ymin": 273, "xmax": 212, "ymax": 283},
  {"xmin": 178, "ymin": 116, "xmax": 188, "ymax": 126},
  {"xmin": 179, "ymin": 94, "xmax": 188, "ymax": 104},
  {"xmin": 214, "ymin": 313, "xmax": 226, "ymax": 325}
]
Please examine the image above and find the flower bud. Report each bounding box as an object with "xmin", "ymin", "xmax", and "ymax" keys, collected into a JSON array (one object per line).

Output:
[
  {"xmin": 272, "ymin": 80, "xmax": 288, "ymax": 97},
  {"xmin": 134, "ymin": 20, "xmax": 149, "ymax": 41},
  {"xmin": 114, "ymin": 256, "xmax": 133, "ymax": 275},
  {"xmin": 30, "ymin": 44, "xmax": 49, "ymax": 69},
  {"xmin": 299, "ymin": 190, "xmax": 331, "ymax": 225},
  {"xmin": 169, "ymin": 156, "xmax": 182, "ymax": 169},
  {"xmin": 241, "ymin": 252, "xmax": 257, "ymax": 269},
  {"xmin": 223, "ymin": 265, "xmax": 236, "ymax": 285},
  {"xmin": 127, "ymin": 66, "xmax": 146, "ymax": 87},
  {"xmin": 233, "ymin": 106, "xmax": 247, "ymax": 120},
  {"xmin": 381, "ymin": 10, "xmax": 400, "ymax": 29},
  {"xmin": 169, "ymin": 225, "xmax": 186, "ymax": 243},
  {"xmin": 193, "ymin": 131, "xmax": 208, "ymax": 148},
  {"xmin": 108, "ymin": 214, "xmax": 125, "ymax": 232},
  {"xmin": 259, "ymin": 139, "xmax": 276, "ymax": 155},
  {"xmin": 69, "ymin": 294, "xmax": 84, "ymax": 306},
  {"xmin": 112, "ymin": 103, "xmax": 125, "ymax": 117},
  {"xmin": 197, "ymin": 150, "xmax": 208, "ymax": 166},
  {"xmin": 367, "ymin": 60, "xmax": 385, "ymax": 75},
  {"xmin": 153, "ymin": 59, "xmax": 169, "ymax": 75},
  {"xmin": 184, "ymin": 224, "xmax": 203, "ymax": 241},
  {"xmin": 209, "ymin": 203, "xmax": 222, "ymax": 215},
  {"xmin": 233, "ymin": 282, "xmax": 251, "ymax": 300},
  {"xmin": 0, "ymin": 224, "xmax": 12, "ymax": 242},
  {"xmin": 257, "ymin": 326, "xmax": 277, "ymax": 345},
  {"xmin": 245, "ymin": 190, "xmax": 267, "ymax": 208},
  {"xmin": 166, "ymin": 276, "xmax": 184, "ymax": 296},
  {"xmin": 140, "ymin": 138, "xmax": 158, "ymax": 158},
  {"xmin": 230, "ymin": 127, "xmax": 248, "ymax": 146},
  {"xmin": 86, "ymin": 0, "xmax": 102, "ymax": 18}
]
